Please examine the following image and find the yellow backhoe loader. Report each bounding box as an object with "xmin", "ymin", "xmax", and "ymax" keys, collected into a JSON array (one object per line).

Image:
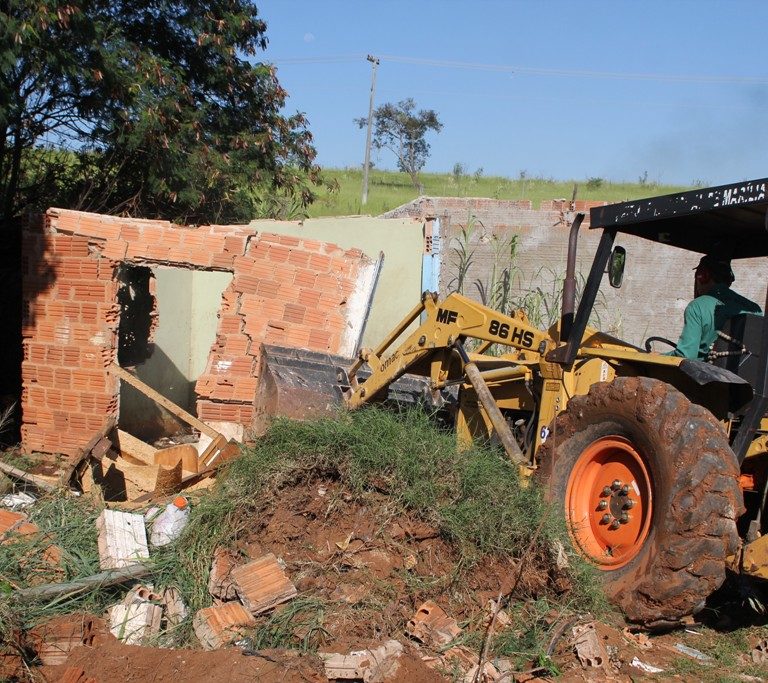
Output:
[{"xmin": 255, "ymin": 178, "xmax": 768, "ymax": 628}]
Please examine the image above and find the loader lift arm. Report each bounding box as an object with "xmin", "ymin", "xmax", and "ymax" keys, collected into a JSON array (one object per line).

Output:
[{"xmin": 344, "ymin": 291, "xmax": 551, "ymax": 465}]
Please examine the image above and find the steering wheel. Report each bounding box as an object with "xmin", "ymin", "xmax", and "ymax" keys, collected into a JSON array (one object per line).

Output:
[{"xmin": 644, "ymin": 336, "xmax": 676, "ymax": 353}]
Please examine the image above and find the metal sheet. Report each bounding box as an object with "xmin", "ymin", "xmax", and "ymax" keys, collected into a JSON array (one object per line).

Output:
[{"xmin": 589, "ymin": 178, "xmax": 768, "ymax": 258}]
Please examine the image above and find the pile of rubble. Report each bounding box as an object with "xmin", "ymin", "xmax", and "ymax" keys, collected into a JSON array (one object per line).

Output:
[{"xmin": 5, "ymin": 459, "xmax": 768, "ymax": 682}]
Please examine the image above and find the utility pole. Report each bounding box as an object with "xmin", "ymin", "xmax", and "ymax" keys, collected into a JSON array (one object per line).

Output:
[{"xmin": 361, "ymin": 54, "xmax": 379, "ymax": 207}]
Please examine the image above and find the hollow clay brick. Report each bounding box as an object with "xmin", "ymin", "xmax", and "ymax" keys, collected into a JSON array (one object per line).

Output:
[
  {"xmin": 234, "ymin": 274, "xmax": 260, "ymax": 294},
  {"xmin": 207, "ymin": 547, "xmax": 240, "ymax": 601},
  {"xmin": 267, "ymin": 244, "xmax": 290, "ymax": 262},
  {"xmin": 293, "ymin": 271, "xmax": 317, "ymax": 290},
  {"xmin": 287, "ymin": 251, "xmax": 309, "ymax": 268},
  {"xmin": 28, "ymin": 614, "xmax": 99, "ymax": 667},
  {"xmin": 221, "ymin": 335, "xmax": 250, "ymax": 355},
  {"xmin": 223, "ymin": 236, "xmax": 247, "ymax": 254},
  {"xmin": 219, "ymin": 315, "xmax": 242, "ymax": 335},
  {"xmin": 299, "ymin": 290, "xmax": 322, "ymax": 309},
  {"xmin": 181, "ymin": 230, "xmax": 205, "ymax": 248},
  {"xmin": 0, "ymin": 510, "xmax": 38, "ymax": 538},
  {"xmin": 302, "ymin": 309, "xmax": 327, "ymax": 328},
  {"xmin": 250, "ymin": 260, "xmax": 276, "ymax": 279},
  {"xmin": 100, "ymin": 240, "xmax": 128, "ymax": 261},
  {"xmin": 405, "ymin": 600, "xmax": 462, "ymax": 647},
  {"xmin": 277, "ymin": 234, "xmax": 300, "ymax": 247},
  {"xmin": 120, "ymin": 225, "xmax": 142, "ymax": 242},
  {"xmin": 108, "ymin": 603, "xmax": 162, "ymax": 645},
  {"xmin": 161, "ymin": 229, "xmax": 183, "ymax": 247},
  {"xmin": 256, "ymin": 280, "xmax": 281, "ymax": 297},
  {"xmin": 309, "ymin": 254, "xmax": 332, "ymax": 272},
  {"xmin": 308, "ymin": 330, "xmax": 332, "ymax": 349},
  {"xmin": 193, "ymin": 603, "xmax": 257, "ymax": 648},
  {"xmin": 231, "ymin": 553, "xmax": 297, "ymax": 615},
  {"xmin": 316, "ymin": 273, "xmax": 341, "ymax": 292},
  {"xmin": 285, "ymin": 328, "xmax": 311, "ymax": 348},
  {"xmin": 282, "ymin": 303, "xmax": 306, "ymax": 325}
]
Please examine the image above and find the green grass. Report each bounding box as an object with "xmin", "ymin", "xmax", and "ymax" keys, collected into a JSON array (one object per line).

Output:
[
  {"xmin": 491, "ymin": 597, "xmax": 564, "ymax": 672},
  {"xmin": 246, "ymin": 597, "xmax": 329, "ymax": 652},
  {"xmin": 308, "ymin": 167, "xmax": 692, "ymax": 218},
  {"xmin": 0, "ymin": 493, "xmax": 117, "ymax": 640},
  {"xmin": 666, "ymin": 626, "xmax": 768, "ymax": 682}
]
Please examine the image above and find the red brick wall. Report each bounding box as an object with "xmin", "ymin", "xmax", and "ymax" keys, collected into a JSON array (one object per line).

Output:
[
  {"xmin": 21, "ymin": 209, "xmax": 374, "ymax": 458},
  {"xmin": 194, "ymin": 232, "xmax": 366, "ymax": 425},
  {"xmin": 22, "ymin": 224, "xmax": 120, "ymax": 454}
]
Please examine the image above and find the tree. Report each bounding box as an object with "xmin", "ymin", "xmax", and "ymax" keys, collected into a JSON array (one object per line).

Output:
[
  {"xmin": 1, "ymin": 0, "xmax": 320, "ymax": 224},
  {"xmin": 356, "ymin": 98, "xmax": 442, "ymax": 192}
]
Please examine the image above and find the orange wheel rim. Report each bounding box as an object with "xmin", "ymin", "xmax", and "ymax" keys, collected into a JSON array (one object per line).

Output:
[{"xmin": 565, "ymin": 436, "xmax": 653, "ymax": 569}]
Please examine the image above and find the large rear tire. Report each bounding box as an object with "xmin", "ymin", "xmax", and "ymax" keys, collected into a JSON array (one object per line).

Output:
[{"xmin": 536, "ymin": 377, "xmax": 743, "ymax": 627}]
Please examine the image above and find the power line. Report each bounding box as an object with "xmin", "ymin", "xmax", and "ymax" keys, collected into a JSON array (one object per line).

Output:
[
  {"xmin": 268, "ymin": 53, "xmax": 768, "ymax": 86},
  {"xmin": 268, "ymin": 54, "xmax": 365, "ymax": 64},
  {"xmin": 273, "ymin": 81, "xmax": 759, "ymax": 111}
]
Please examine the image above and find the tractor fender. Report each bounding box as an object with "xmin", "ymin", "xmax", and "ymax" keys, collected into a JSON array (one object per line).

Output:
[{"xmin": 679, "ymin": 359, "xmax": 753, "ymax": 413}]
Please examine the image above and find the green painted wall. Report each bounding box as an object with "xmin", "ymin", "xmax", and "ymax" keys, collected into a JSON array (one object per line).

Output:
[
  {"xmin": 190, "ymin": 270, "xmax": 234, "ymax": 378},
  {"xmin": 121, "ymin": 267, "xmax": 231, "ymax": 437}
]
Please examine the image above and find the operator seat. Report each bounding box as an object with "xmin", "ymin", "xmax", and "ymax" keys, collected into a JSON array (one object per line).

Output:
[{"xmin": 710, "ymin": 313, "xmax": 764, "ymax": 387}]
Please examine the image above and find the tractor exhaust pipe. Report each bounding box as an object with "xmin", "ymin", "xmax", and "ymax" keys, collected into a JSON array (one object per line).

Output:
[{"xmin": 560, "ymin": 213, "xmax": 585, "ymax": 343}]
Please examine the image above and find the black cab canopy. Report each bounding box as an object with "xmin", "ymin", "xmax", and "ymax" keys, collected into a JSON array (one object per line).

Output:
[{"xmin": 589, "ymin": 178, "xmax": 768, "ymax": 259}]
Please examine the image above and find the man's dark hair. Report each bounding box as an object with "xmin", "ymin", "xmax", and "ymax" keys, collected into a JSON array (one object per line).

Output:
[{"xmin": 696, "ymin": 254, "xmax": 735, "ymax": 285}]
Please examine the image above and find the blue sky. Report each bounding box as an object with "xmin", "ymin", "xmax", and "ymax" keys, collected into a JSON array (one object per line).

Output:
[{"xmin": 258, "ymin": 0, "xmax": 768, "ymax": 186}]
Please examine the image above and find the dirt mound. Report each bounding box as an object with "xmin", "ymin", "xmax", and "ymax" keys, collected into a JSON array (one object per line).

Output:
[{"xmin": 228, "ymin": 478, "xmax": 550, "ymax": 652}]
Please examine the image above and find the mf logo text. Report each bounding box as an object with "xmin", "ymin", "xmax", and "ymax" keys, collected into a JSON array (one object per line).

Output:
[{"xmin": 436, "ymin": 308, "xmax": 458, "ymax": 324}]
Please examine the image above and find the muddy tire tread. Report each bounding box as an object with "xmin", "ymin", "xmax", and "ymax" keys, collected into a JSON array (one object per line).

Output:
[{"xmin": 537, "ymin": 376, "xmax": 743, "ymax": 626}]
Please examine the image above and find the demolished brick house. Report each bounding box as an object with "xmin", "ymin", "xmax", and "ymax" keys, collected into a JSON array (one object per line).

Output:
[{"xmin": 21, "ymin": 208, "xmax": 379, "ymax": 459}]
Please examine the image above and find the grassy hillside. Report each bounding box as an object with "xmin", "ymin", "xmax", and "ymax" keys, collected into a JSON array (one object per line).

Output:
[{"xmin": 308, "ymin": 167, "xmax": 692, "ymax": 218}]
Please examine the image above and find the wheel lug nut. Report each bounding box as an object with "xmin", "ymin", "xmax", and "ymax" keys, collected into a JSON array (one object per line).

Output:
[
  {"xmin": 624, "ymin": 499, "xmax": 635, "ymax": 509},
  {"xmin": 597, "ymin": 500, "xmax": 608, "ymax": 510},
  {"xmin": 601, "ymin": 486, "xmax": 612, "ymax": 497},
  {"xmin": 611, "ymin": 480, "xmax": 621, "ymax": 490},
  {"xmin": 609, "ymin": 519, "xmax": 621, "ymax": 530},
  {"xmin": 600, "ymin": 514, "xmax": 611, "ymax": 524},
  {"xmin": 620, "ymin": 484, "xmax": 630, "ymax": 495}
]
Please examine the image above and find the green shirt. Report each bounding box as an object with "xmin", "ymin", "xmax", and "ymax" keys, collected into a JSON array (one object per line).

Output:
[{"xmin": 669, "ymin": 283, "xmax": 762, "ymax": 360}]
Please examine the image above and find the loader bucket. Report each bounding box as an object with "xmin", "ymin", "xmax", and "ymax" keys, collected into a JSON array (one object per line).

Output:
[
  {"xmin": 252, "ymin": 344, "xmax": 445, "ymax": 434},
  {"xmin": 252, "ymin": 344, "xmax": 349, "ymax": 434}
]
